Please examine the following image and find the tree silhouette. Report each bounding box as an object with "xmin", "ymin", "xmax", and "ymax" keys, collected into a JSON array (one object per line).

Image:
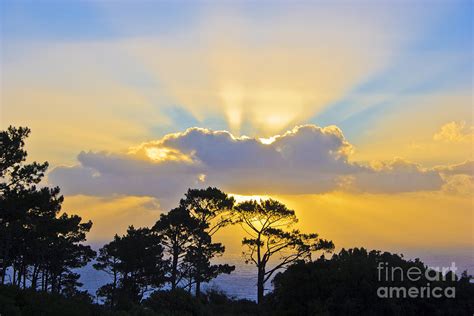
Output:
[
  {"xmin": 181, "ymin": 228, "xmax": 235, "ymax": 295},
  {"xmin": 269, "ymin": 248, "xmax": 474, "ymax": 315},
  {"xmin": 93, "ymin": 237, "xmax": 120, "ymax": 307},
  {"xmin": 234, "ymin": 199, "xmax": 334, "ymax": 304},
  {"xmin": 152, "ymin": 206, "xmax": 199, "ymax": 290},
  {"xmin": 0, "ymin": 126, "xmax": 95, "ymax": 294},
  {"xmin": 0, "ymin": 127, "xmax": 48, "ymax": 193},
  {"xmin": 180, "ymin": 187, "xmax": 236, "ymax": 236},
  {"xmin": 179, "ymin": 187, "xmax": 236, "ymax": 297},
  {"xmin": 94, "ymin": 226, "xmax": 167, "ymax": 308},
  {"xmin": 0, "ymin": 126, "xmax": 48, "ymax": 284},
  {"xmin": 5, "ymin": 125, "xmax": 472, "ymax": 315}
]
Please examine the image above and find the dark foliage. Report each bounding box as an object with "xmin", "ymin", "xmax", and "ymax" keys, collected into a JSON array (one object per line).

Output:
[
  {"xmin": 1, "ymin": 126, "xmax": 472, "ymax": 315},
  {"xmin": 143, "ymin": 289, "xmax": 203, "ymax": 316},
  {"xmin": 268, "ymin": 248, "xmax": 474, "ymax": 316},
  {"xmin": 0, "ymin": 284, "xmax": 259, "ymax": 316},
  {"xmin": 178, "ymin": 188, "xmax": 236, "ymax": 297},
  {"xmin": 152, "ymin": 206, "xmax": 199, "ymax": 291},
  {"xmin": 0, "ymin": 126, "xmax": 95, "ymax": 294},
  {"xmin": 0, "ymin": 284, "xmax": 97, "ymax": 316},
  {"xmin": 94, "ymin": 226, "xmax": 168, "ymax": 309},
  {"xmin": 234, "ymin": 199, "xmax": 334, "ymax": 304}
]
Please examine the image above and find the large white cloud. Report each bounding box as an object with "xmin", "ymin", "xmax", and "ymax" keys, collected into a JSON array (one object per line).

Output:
[{"xmin": 49, "ymin": 125, "xmax": 458, "ymax": 203}]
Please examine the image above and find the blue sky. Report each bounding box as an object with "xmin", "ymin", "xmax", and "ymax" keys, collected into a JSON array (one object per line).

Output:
[
  {"xmin": 1, "ymin": 0, "xmax": 472, "ymax": 264},
  {"xmin": 1, "ymin": 1, "xmax": 471, "ymax": 152}
]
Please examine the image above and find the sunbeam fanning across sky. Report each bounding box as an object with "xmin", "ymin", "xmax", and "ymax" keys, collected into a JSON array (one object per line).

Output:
[{"xmin": 1, "ymin": 0, "xmax": 473, "ymax": 313}]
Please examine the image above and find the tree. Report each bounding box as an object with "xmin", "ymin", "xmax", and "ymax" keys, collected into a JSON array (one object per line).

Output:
[
  {"xmin": 39, "ymin": 212, "xmax": 95, "ymax": 294},
  {"xmin": 0, "ymin": 126, "xmax": 48, "ymax": 283},
  {"xmin": 0, "ymin": 126, "xmax": 48, "ymax": 194},
  {"xmin": 182, "ymin": 229, "xmax": 234, "ymax": 295},
  {"xmin": 234, "ymin": 199, "xmax": 334, "ymax": 304},
  {"xmin": 0, "ymin": 126, "xmax": 95, "ymax": 295},
  {"xmin": 179, "ymin": 187, "xmax": 236, "ymax": 297},
  {"xmin": 93, "ymin": 239, "xmax": 120, "ymax": 307},
  {"xmin": 94, "ymin": 226, "xmax": 168, "ymax": 309},
  {"xmin": 152, "ymin": 206, "xmax": 199, "ymax": 290},
  {"xmin": 180, "ymin": 187, "xmax": 236, "ymax": 236}
]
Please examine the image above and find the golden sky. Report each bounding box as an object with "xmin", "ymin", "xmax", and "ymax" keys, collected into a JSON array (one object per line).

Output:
[{"xmin": 1, "ymin": 1, "xmax": 472, "ymax": 258}]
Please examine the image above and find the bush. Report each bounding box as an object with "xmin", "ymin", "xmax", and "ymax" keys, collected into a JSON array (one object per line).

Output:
[
  {"xmin": 143, "ymin": 289, "xmax": 203, "ymax": 316},
  {"xmin": 0, "ymin": 285, "xmax": 97, "ymax": 316},
  {"xmin": 266, "ymin": 248, "xmax": 474, "ymax": 316}
]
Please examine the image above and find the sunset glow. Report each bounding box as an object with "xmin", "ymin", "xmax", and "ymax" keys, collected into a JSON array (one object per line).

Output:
[{"xmin": 1, "ymin": 0, "xmax": 472, "ymax": 307}]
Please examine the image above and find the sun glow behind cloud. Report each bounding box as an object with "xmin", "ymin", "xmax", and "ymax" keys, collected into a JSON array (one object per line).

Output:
[
  {"xmin": 2, "ymin": 1, "xmax": 470, "ymax": 168},
  {"xmin": 230, "ymin": 194, "xmax": 271, "ymax": 204},
  {"xmin": 1, "ymin": 0, "xmax": 472, "ymax": 271},
  {"xmin": 144, "ymin": 147, "xmax": 192, "ymax": 162},
  {"xmin": 259, "ymin": 136, "xmax": 277, "ymax": 145}
]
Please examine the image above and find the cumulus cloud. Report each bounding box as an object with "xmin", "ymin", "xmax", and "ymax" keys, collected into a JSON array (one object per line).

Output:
[
  {"xmin": 433, "ymin": 160, "xmax": 474, "ymax": 196},
  {"xmin": 48, "ymin": 151, "xmax": 205, "ymax": 210},
  {"xmin": 49, "ymin": 125, "xmax": 458, "ymax": 202},
  {"xmin": 433, "ymin": 121, "xmax": 473, "ymax": 143},
  {"xmin": 440, "ymin": 175, "xmax": 474, "ymax": 196},
  {"xmin": 352, "ymin": 158, "xmax": 444, "ymax": 193}
]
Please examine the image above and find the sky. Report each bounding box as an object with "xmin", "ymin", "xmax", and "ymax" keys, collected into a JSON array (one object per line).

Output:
[{"xmin": 1, "ymin": 0, "xmax": 473, "ymax": 264}]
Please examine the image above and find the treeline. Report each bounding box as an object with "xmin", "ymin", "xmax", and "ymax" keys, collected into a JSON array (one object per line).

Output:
[
  {"xmin": 0, "ymin": 127, "xmax": 333, "ymax": 309},
  {"xmin": 93, "ymin": 190, "xmax": 334, "ymax": 309},
  {"xmin": 1, "ymin": 126, "xmax": 473, "ymax": 316},
  {"xmin": 0, "ymin": 127, "xmax": 94, "ymax": 297},
  {"xmin": 92, "ymin": 189, "xmax": 237, "ymax": 309},
  {"xmin": 1, "ymin": 248, "xmax": 473, "ymax": 315},
  {"xmin": 269, "ymin": 248, "xmax": 474, "ymax": 315}
]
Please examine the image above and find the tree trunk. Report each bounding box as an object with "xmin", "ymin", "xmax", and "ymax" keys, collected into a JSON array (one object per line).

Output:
[
  {"xmin": 195, "ymin": 277, "xmax": 201, "ymax": 297},
  {"xmin": 41, "ymin": 270, "xmax": 46, "ymax": 291},
  {"xmin": 0, "ymin": 252, "xmax": 7, "ymax": 284},
  {"xmin": 18, "ymin": 267, "xmax": 23, "ymax": 287},
  {"xmin": 256, "ymin": 232, "xmax": 264, "ymax": 304},
  {"xmin": 12, "ymin": 266, "xmax": 16, "ymax": 285},
  {"xmin": 22, "ymin": 265, "xmax": 26, "ymax": 289},
  {"xmin": 57, "ymin": 274, "xmax": 62, "ymax": 294},
  {"xmin": 171, "ymin": 245, "xmax": 178, "ymax": 290},
  {"xmin": 44, "ymin": 271, "xmax": 49, "ymax": 292},
  {"xmin": 195, "ymin": 237, "xmax": 203, "ymax": 298},
  {"xmin": 257, "ymin": 267, "xmax": 265, "ymax": 304},
  {"xmin": 0, "ymin": 232, "xmax": 11, "ymax": 285},
  {"xmin": 0, "ymin": 267, "xmax": 5, "ymax": 285},
  {"xmin": 32, "ymin": 265, "xmax": 39, "ymax": 290},
  {"xmin": 50, "ymin": 273, "xmax": 56, "ymax": 293},
  {"xmin": 111, "ymin": 269, "xmax": 117, "ymax": 308}
]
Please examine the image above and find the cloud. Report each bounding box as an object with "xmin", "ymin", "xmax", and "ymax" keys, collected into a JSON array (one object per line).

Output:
[
  {"xmin": 434, "ymin": 160, "xmax": 474, "ymax": 196},
  {"xmin": 48, "ymin": 150, "xmax": 205, "ymax": 210},
  {"xmin": 49, "ymin": 125, "xmax": 454, "ymax": 202},
  {"xmin": 352, "ymin": 158, "xmax": 443, "ymax": 193},
  {"xmin": 2, "ymin": 0, "xmax": 449, "ymax": 145},
  {"xmin": 440, "ymin": 174, "xmax": 474, "ymax": 196},
  {"xmin": 435, "ymin": 160, "xmax": 474, "ymax": 175},
  {"xmin": 2, "ymin": 2, "xmax": 468, "ymax": 172},
  {"xmin": 433, "ymin": 121, "xmax": 473, "ymax": 143},
  {"xmin": 346, "ymin": 94, "xmax": 473, "ymax": 165}
]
